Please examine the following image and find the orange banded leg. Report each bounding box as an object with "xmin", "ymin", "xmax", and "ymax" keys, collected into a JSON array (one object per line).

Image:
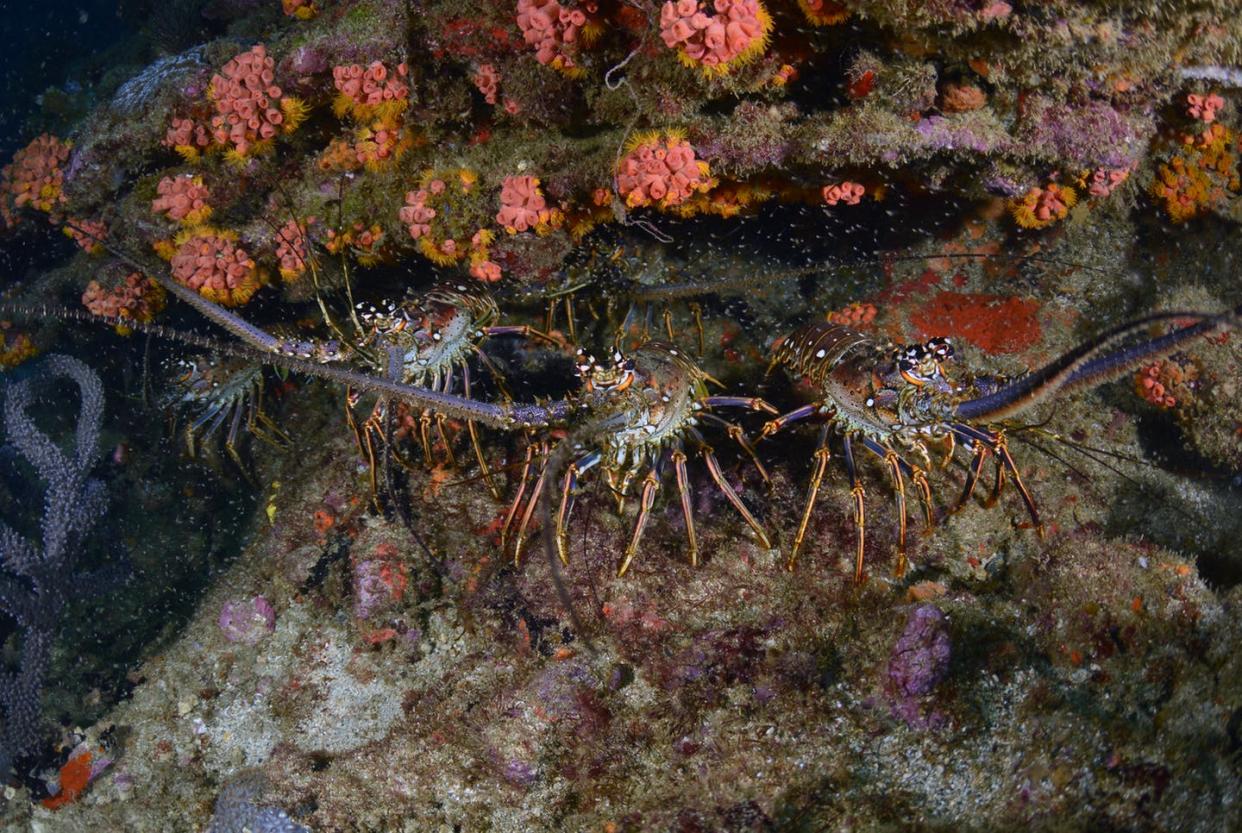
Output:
[
  {"xmin": 418, "ymin": 411, "xmax": 434, "ymax": 465},
  {"xmin": 843, "ymin": 436, "xmax": 867, "ymax": 584},
  {"xmin": 617, "ymin": 468, "xmax": 660, "ymax": 577},
  {"xmin": 481, "ymin": 324, "xmax": 560, "ymax": 347},
  {"xmin": 553, "ymin": 452, "xmax": 599, "ymax": 566},
  {"xmin": 462, "ymin": 365, "xmax": 500, "ymax": 498},
  {"xmin": 992, "ymin": 433, "xmax": 1044, "ymax": 537},
  {"xmin": 688, "ymin": 302, "xmax": 705, "ymax": 356},
  {"xmin": 700, "ymin": 413, "xmax": 770, "ymax": 485},
  {"xmin": 789, "ymin": 425, "xmax": 831, "ymax": 571},
  {"xmin": 672, "ymin": 447, "xmax": 699, "ymax": 567},
  {"xmin": 760, "ymin": 404, "xmax": 819, "ymax": 440},
  {"xmin": 692, "ymin": 428, "xmax": 772, "ymax": 550},
  {"xmin": 954, "ymin": 442, "xmax": 989, "ymax": 512},
  {"xmin": 512, "ymin": 462, "xmax": 549, "ymax": 567},
  {"xmin": 434, "ymin": 414, "xmax": 457, "ymax": 467},
  {"xmin": 861, "ymin": 438, "xmax": 911, "ymax": 577},
  {"xmin": 910, "ymin": 467, "xmax": 935, "ymax": 531},
  {"xmin": 500, "ymin": 438, "xmax": 538, "ymax": 552}
]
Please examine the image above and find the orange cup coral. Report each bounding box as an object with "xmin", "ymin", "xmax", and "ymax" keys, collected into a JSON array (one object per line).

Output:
[
  {"xmin": 659, "ymin": 0, "xmax": 772, "ymax": 76},
  {"xmin": 209, "ymin": 45, "xmax": 308, "ymax": 161},
  {"xmin": 1009, "ymin": 183, "xmax": 1077, "ymax": 229},
  {"xmin": 152, "ymin": 174, "xmax": 212, "ymax": 225},
  {"xmin": 82, "ymin": 271, "xmax": 167, "ymax": 334},
  {"xmin": 615, "ymin": 130, "xmax": 715, "ymax": 210},
  {"xmin": 1, "ymin": 133, "xmax": 71, "ymax": 223},
  {"xmin": 822, "ymin": 181, "xmax": 865, "ymax": 206},
  {"xmin": 496, "ymin": 175, "xmax": 562, "ymax": 234},
  {"xmin": 169, "ymin": 228, "xmax": 263, "ymax": 306}
]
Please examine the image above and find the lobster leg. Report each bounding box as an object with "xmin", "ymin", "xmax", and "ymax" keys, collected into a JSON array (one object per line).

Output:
[
  {"xmin": 860, "ymin": 437, "xmax": 912, "ymax": 577},
  {"xmin": 418, "ymin": 411, "xmax": 435, "ymax": 465},
  {"xmin": 954, "ymin": 439, "xmax": 990, "ymax": 512},
  {"xmin": 462, "ymin": 364, "xmax": 501, "ymax": 498},
  {"xmin": 500, "ymin": 437, "xmax": 538, "ymax": 552},
  {"xmin": 789, "ymin": 425, "xmax": 831, "ymax": 571},
  {"xmin": 950, "ymin": 424, "xmax": 1043, "ymax": 535},
  {"xmin": 885, "ymin": 451, "xmax": 908, "ymax": 577},
  {"xmin": 705, "ymin": 396, "xmax": 780, "ymax": 415},
  {"xmin": 692, "ymin": 428, "xmax": 772, "ymax": 551},
  {"xmin": 910, "ymin": 466, "xmax": 935, "ymax": 531},
  {"xmin": 672, "ymin": 445, "xmax": 699, "ymax": 567},
  {"xmin": 512, "ymin": 460, "xmax": 549, "ymax": 566},
  {"xmin": 992, "ymin": 432, "xmax": 1043, "ymax": 536},
  {"xmin": 481, "ymin": 324, "xmax": 560, "ymax": 347},
  {"xmin": 700, "ymin": 413, "xmax": 770, "ymax": 484},
  {"xmin": 843, "ymin": 435, "xmax": 867, "ymax": 584},
  {"xmin": 760, "ymin": 404, "xmax": 819, "ymax": 439},
  {"xmin": 618, "ymin": 466, "xmax": 661, "ymax": 577},
  {"xmin": 434, "ymin": 375, "xmax": 457, "ymax": 467},
  {"xmin": 553, "ymin": 452, "xmax": 599, "ymax": 566},
  {"xmin": 688, "ymin": 302, "xmax": 705, "ymax": 356}
]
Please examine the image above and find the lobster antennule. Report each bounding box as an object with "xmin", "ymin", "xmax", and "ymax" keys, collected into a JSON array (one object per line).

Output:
[{"xmin": 953, "ymin": 304, "xmax": 1240, "ymax": 423}]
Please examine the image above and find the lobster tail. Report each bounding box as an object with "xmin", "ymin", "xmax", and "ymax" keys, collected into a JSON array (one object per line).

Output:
[{"xmin": 953, "ymin": 303, "xmax": 1240, "ymax": 423}]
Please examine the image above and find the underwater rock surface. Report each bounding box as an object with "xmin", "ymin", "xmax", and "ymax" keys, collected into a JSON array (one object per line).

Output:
[{"xmin": 0, "ymin": 0, "xmax": 1239, "ymax": 830}]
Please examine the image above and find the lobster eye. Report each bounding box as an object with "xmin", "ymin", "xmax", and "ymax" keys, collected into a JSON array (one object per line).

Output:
[
  {"xmin": 926, "ymin": 337, "xmax": 952, "ymax": 358},
  {"xmin": 622, "ymin": 359, "xmax": 635, "ymax": 371}
]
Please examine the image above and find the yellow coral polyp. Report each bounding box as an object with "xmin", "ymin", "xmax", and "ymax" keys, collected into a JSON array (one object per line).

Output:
[
  {"xmin": 280, "ymin": 97, "xmax": 311, "ymax": 134},
  {"xmin": 0, "ymin": 327, "xmax": 38, "ymax": 369},
  {"xmin": 172, "ymin": 145, "xmax": 202, "ymax": 164},
  {"xmin": 223, "ymin": 140, "xmax": 274, "ymax": 166},
  {"xmin": 797, "ymin": 0, "xmax": 850, "ymax": 26},
  {"xmin": 418, "ymin": 236, "xmax": 465, "ymax": 266},
  {"xmin": 1010, "ymin": 184, "xmax": 1077, "ymax": 229},
  {"xmin": 1151, "ymin": 127, "xmax": 1239, "ymax": 223}
]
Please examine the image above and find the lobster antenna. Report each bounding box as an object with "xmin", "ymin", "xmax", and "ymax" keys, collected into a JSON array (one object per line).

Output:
[
  {"xmin": 954, "ymin": 306, "xmax": 1238, "ymax": 423},
  {"xmin": 2, "ymin": 297, "xmax": 525, "ymax": 429}
]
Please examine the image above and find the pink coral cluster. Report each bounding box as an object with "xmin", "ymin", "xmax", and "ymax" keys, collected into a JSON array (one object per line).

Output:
[
  {"xmin": 170, "ymin": 230, "xmax": 262, "ymax": 306},
  {"xmin": 659, "ymin": 0, "xmax": 772, "ymax": 75},
  {"xmin": 209, "ymin": 44, "xmax": 302, "ymax": 158},
  {"xmin": 470, "ymin": 259, "xmax": 502, "ymax": 282},
  {"xmin": 332, "ymin": 61, "xmax": 410, "ymax": 119},
  {"xmin": 163, "ymin": 117, "xmax": 211, "ymax": 160},
  {"xmin": 1086, "ymin": 166, "xmax": 1131, "ymax": 198},
  {"xmin": 496, "ymin": 175, "xmax": 557, "ymax": 233},
  {"xmin": 63, "ymin": 218, "xmax": 108, "ymax": 254},
  {"xmin": 1010, "ymin": 183, "xmax": 1077, "ymax": 229},
  {"xmin": 1, "ymin": 133, "xmax": 71, "ymax": 224},
  {"xmin": 516, "ymin": 0, "xmax": 588, "ymax": 74},
  {"xmin": 1135, "ymin": 359, "xmax": 1197, "ymax": 409},
  {"xmin": 399, "ymin": 189, "xmax": 436, "ymax": 239},
  {"xmin": 1186, "ymin": 92, "xmax": 1225, "ymax": 123},
  {"xmin": 274, "ymin": 218, "xmax": 311, "ymax": 281},
  {"xmin": 151, "ymin": 174, "xmax": 212, "ymax": 224},
  {"xmin": 354, "ymin": 121, "xmax": 411, "ymax": 169},
  {"xmin": 474, "ymin": 64, "xmax": 501, "ymax": 105},
  {"xmin": 821, "ymin": 181, "xmax": 865, "ymax": 206},
  {"xmin": 616, "ymin": 132, "xmax": 715, "ymax": 209},
  {"xmin": 81, "ymin": 272, "xmax": 166, "ymax": 325},
  {"xmin": 826, "ymin": 301, "xmax": 877, "ymax": 328}
]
